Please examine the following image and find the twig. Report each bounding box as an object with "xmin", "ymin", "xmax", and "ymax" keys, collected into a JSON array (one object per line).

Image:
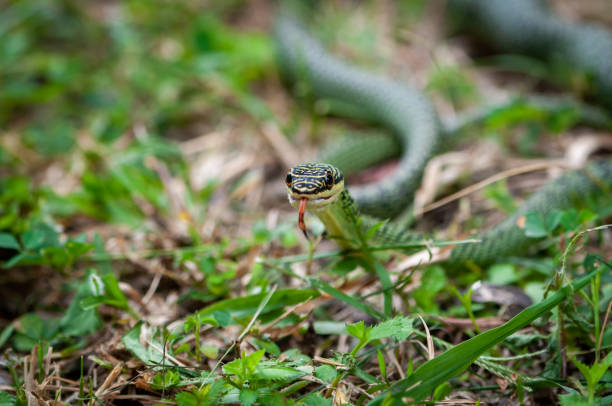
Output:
[{"xmin": 415, "ymin": 160, "xmax": 569, "ymax": 216}]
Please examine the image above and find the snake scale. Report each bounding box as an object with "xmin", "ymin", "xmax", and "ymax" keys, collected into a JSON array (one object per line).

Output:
[{"xmin": 276, "ymin": 1, "xmax": 612, "ymax": 266}]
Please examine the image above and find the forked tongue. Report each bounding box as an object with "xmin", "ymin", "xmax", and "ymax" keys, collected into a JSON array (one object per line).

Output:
[{"xmin": 298, "ymin": 198, "xmax": 308, "ymax": 237}]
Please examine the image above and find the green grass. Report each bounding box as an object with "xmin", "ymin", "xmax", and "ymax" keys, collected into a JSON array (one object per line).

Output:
[{"xmin": 1, "ymin": 1, "xmax": 611, "ymax": 405}]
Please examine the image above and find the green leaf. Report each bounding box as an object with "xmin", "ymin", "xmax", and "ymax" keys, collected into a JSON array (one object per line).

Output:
[
  {"xmin": 309, "ymin": 278, "xmax": 385, "ymax": 320},
  {"xmin": 560, "ymin": 209, "xmax": 580, "ymax": 231},
  {"xmin": 0, "ymin": 390, "xmax": 16, "ymax": 406},
  {"xmin": 377, "ymin": 350, "xmax": 387, "ymax": 380},
  {"xmin": 194, "ymin": 289, "xmax": 319, "ymax": 325},
  {"xmin": 571, "ymin": 352, "xmax": 612, "ymax": 400},
  {"xmin": 303, "ymin": 394, "xmax": 333, "ymax": 406},
  {"xmin": 0, "ymin": 233, "xmax": 19, "ymax": 250},
  {"xmin": 13, "ymin": 313, "xmax": 59, "ymax": 352},
  {"xmin": 524, "ymin": 212, "xmax": 547, "ymax": 238},
  {"xmin": 175, "ymin": 391, "xmax": 200, "ymax": 406},
  {"xmin": 239, "ymin": 389, "xmax": 258, "ymax": 406},
  {"xmin": 122, "ymin": 321, "xmax": 175, "ymax": 366},
  {"xmin": 369, "ymin": 316, "xmax": 415, "ymax": 341},
  {"xmin": 314, "ymin": 365, "xmax": 337, "ymax": 383},
  {"xmin": 223, "ymin": 349, "xmax": 265, "ymax": 380},
  {"xmin": 59, "ymin": 271, "xmax": 102, "ymax": 336},
  {"xmin": 414, "ymin": 266, "xmax": 446, "ymax": 312},
  {"xmin": 151, "ymin": 369, "xmax": 180, "ymax": 389},
  {"xmin": 201, "ymin": 345, "xmax": 219, "ymax": 359},
  {"xmin": 331, "ymin": 257, "xmax": 359, "ymax": 275},
  {"xmin": 244, "ymin": 349, "xmax": 265, "ymax": 374},
  {"xmin": 255, "ymin": 365, "xmax": 305, "ymax": 382},
  {"xmin": 487, "ymin": 264, "xmax": 519, "ymax": 285},
  {"xmin": 313, "ymin": 321, "xmax": 348, "ymax": 335},
  {"xmin": 21, "ymin": 222, "xmax": 60, "ymax": 251},
  {"xmin": 212, "ymin": 310, "xmax": 231, "ymax": 327},
  {"xmin": 184, "ymin": 314, "xmax": 218, "ymax": 332},
  {"xmin": 544, "ymin": 210, "xmax": 562, "ymax": 233},
  {"xmin": 346, "ymin": 321, "xmax": 368, "ymax": 340},
  {"xmin": 252, "ymin": 337, "xmax": 281, "ymax": 357},
  {"xmin": 365, "ymin": 220, "xmax": 388, "ymax": 241},
  {"xmin": 367, "ymin": 270, "xmax": 599, "ymax": 404},
  {"xmin": 558, "ymin": 393, "xmax": 591, "ymax": 406},
  {"xmin": 482, "ymin": 180, "xmax": 516, "ymax": 213},
  {"xmin": 0, "ymin": 324, "xmax": 14, "ymax": 348}
]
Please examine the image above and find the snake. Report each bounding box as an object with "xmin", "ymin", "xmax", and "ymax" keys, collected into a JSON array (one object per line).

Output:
[
  {"xmin": 276, "ymin": 3, "xmax": 612, "ymax": 266},
  {"xmin": 449, "ymin": 0, "xmax": 612, "ymax": 110}
]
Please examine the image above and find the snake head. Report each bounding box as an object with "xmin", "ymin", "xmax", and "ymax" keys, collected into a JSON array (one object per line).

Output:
[
  {"xmin": 285, "ymin": 163, "xmax": 345, "ymax": 210},
  {"xmin": 285, "ymin": 163, "xmax": 345, "ymax": 236}
]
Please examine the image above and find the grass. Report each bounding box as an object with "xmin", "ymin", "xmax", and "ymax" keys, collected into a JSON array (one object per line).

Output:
[{"xmin": 1, "ymin": 1, "xmax": 611, "ymax": 405}]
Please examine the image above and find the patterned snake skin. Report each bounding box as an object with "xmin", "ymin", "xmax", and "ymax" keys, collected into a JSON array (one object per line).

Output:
[{"xmin": 450, "ymin": 0, "xmax": 612, "ymax": 109}]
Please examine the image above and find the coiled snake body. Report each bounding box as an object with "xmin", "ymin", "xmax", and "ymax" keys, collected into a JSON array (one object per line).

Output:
[{"xmin": 277, "ymin": 2, "xmax": 612, "ymax": 266}]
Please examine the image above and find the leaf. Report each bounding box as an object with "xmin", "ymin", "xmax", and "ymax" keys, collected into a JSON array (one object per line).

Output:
[
  {"xmin": 244, "ymin": 349, "xmax": 265, "ymax": 374},
  {"xmin": 194, "ymin": 289, "xmax": 319, "ymax": 325},
  {"xmin": 223, "ymin": 349, "xmax": 265, "ymax": 380},
  {"xmin": 212, "ymin": 310, "xmax": 231, "ymax": 327},
  {"xmin": 346, "ymin": 321, "xmax": 367, "ymax": 340},
  {"xmin": 314, "ymin": 365, "xmax": 337, "ymax": 383},
  {"xmin": 122, "ymin": 321, "xmax": 176, "ymax": 367},
  {"xmin": 365, "ymin": 220, "xmax": 388, "ymax": 241},
  {"xmin": 487, "ymin": 264, "xmax": 519, "ymax": 285},
  {"xmin": 59, "ymin": 270, "xmax": 102, "ymax": 336},
  {"xmin": 0, "ymin": 324, "xmax": 14, "ymax": 348},
  {"xmin": 0, "ymin": 390, "xmax": 16, "ymax": 406},
  {"xmin": 571, "ymin": 352, "xmax": 612, "ymax": 395},
  {"xmin": 302, "ymin": 394, "xmax": 333, "ymax": 406},
  {"xmin": 377, "ymin": 350, "xmax": 386, "ymax": 380},
  {"xmin": 482, "ymin": 180, "xmax": 516, "ymax": 214},
  {"xmin": 544, "ymin": 210, "xmax": 562, "ymax": 233},
  {"xmin": 369, "ymin": 316, "xmax": 415, "ymax": 341},
  {"xmin": 252, "ymin": 337, "xmax": 281, "ymax": 357},
  {"xmin": 254, "ymin": 365, "xmax": 305, "ymax": 381},
  {"xmin": 558, "ymin": 393, "xmax": 591, "ymax": 406},
  {"xmin": 331, "ymin": 257, "xmax": 359, "ymax": 275},
  {"xmin": 175, "ymin": 391, "xmax": 199, "ymax": 406},
  {"xmin": 0, "ymin": 233, "xmax": 19, "ymax": 250},
  {"xmin": 560, "ymin": 209, "xmax": 580, "ymax": 231},
  {"xmin": 523, "ymin": 212, "xmax": 547, "ymax": 238},
  {"xmin": 309, "ymin": 278, "xmax": 385, "ymax": 320},
  {"xmin": 239, "ymin": 389, "xmax": 258, "ymax": 406},
  {"xmin": 21, "ymin": 222, "xmax": 60, "ymax": 251},
  {"xmin": 313, "ymin": 321, "xmax": 348, "ymax": 335},
  {"xmin": 13, "ymin": 313, "xmax": 59, "ymax": 352},
  {"xmin": 201, "ymin": 345, "xmax": 219, "ymax": 359},
  {"xmin": 367, "ymin": 270, "xmax": 599, "ymax": 405}
]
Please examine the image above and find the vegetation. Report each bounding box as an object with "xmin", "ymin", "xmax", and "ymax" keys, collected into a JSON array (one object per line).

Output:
[{"xmin": 0, "ymin": 1, "xmax": 610, "ymax": 405}]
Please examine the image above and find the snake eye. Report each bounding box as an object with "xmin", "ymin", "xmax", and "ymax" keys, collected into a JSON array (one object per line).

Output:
[
  {"xmin": 285, "ymin": 173, "xmax": 292, "ymax": 187},
  {"xmin": 325, "ymin": 170, "xmax": 334, "ymax": 189}
]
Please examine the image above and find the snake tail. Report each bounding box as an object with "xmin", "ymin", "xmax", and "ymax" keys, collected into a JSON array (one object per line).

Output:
[{"xmin": 450, "ymin": 159, "xmax": 612, "ymax": 265}]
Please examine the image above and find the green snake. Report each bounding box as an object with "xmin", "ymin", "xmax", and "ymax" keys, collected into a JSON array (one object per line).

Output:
[
  {"xmin": 450, "ymin": 0, "xmax": 612, "ymax": 110},
  {"xmin": 276, "ymin": 3, "xmax": 612, "ymax": 266}
]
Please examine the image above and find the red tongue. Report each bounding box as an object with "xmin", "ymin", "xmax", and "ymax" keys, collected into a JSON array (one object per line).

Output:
[{"xmin": 298, "ymin": 198, "xmax": 307, "ymax": 237}]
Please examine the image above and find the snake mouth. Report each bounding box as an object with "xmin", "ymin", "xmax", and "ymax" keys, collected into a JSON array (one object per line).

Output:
[{"xmin": 287, "ymin": 192, "xmax": 336, "ymax": 210}]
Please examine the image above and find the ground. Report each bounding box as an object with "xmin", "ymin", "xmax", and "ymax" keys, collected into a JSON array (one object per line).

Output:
[{"xmin": 0, "ymin": 1, "xmax": 611, "ymax": 405}]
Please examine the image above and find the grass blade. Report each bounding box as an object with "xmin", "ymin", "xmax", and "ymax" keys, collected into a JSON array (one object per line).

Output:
[
  {"xmin": 367, "ymin": 270, "xmax": 599, "ymax": 404},
  {"xmin": 308, "ymin": 278, "xmax": 386, "ymax": 320}
]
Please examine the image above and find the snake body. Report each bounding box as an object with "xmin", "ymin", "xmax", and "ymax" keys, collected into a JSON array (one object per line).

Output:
[
  {"xmin": 276, "ymin": 15, "xmax": 440, "ymax": 219},
  {"xmin": 449, "ymin": 0, "xmax": 612, "ymax": 110},
  {"xmin": 277, "ymin": 5, "xmax": 612, "ymax": 266}
]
